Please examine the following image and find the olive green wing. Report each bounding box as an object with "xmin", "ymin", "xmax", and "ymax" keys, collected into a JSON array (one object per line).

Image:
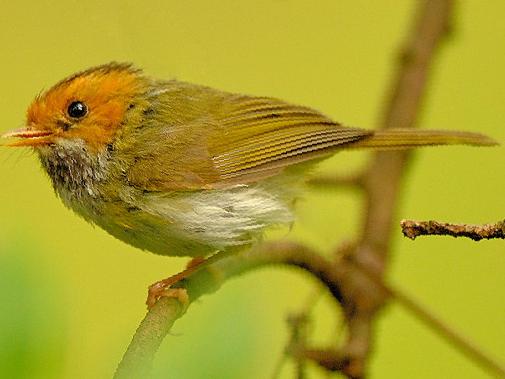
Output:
[
  {"xmin": 126, "ymin": 85, "xmax": 371, "ymax": 191},
  {"xmin": 206, "ymin": 94, "xmax": 371, "ymax": 186}
]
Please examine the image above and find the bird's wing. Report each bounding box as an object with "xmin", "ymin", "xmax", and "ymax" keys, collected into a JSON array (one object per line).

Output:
[
  {"xmin": 126, "ymin": 85, "xmax": 371, "ymax": 191},
  {"xmin": 207, "ymin": 94, "xmax": 371, "ymax": 185}
]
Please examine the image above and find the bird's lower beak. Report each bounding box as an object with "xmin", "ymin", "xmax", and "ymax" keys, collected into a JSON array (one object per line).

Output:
[{"xmin": 1, "ymin": 127, "xmax": 54, "ymax": 147}]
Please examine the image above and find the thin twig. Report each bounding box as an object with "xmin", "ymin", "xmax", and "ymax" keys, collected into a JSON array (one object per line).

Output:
[
  {"xmin": 308, "ymin": 173, "xmax": 365, "ymax": 189},
  {"xmin": 287, "ymin": 290, "xmax": 324, "ymax": 378},
  {"xmin": 287, "ymin": 313, "xmax": 310, "ymax": 379},
  {"xmin": 294, "ymin": 347, "xmax": 348, "ymax": 373},
  {"xmin": 270, "ymin": 350, "xmax": 288, "ymax": 379},
  {"xmin": 292, "ymin": 261, "xmax": 505, "ymax": 379},
  {"xmin": 350, "ymin": 260, "xmax": 505, "ymax": 378},
  {"xmin": 401, "ymin": 219, "xmax": 505, "ymax": 241},
  {"xmin": 393, "ymin": 285, "xmax": 505, "ymax": 378}
]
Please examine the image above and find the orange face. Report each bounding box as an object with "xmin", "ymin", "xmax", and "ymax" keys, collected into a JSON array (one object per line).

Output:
[{"xmin": 4, "ymin": 63, "xmax": 145, "ymax": 151}]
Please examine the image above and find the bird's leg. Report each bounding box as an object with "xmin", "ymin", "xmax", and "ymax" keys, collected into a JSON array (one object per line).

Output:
[
  {"xmin": 146, "ymin": 259, "xmax": 205, "ymax": 309},
  {"xmin": 186, "ymin": 256, "xmax": 206, "ymax": 269},
  {"xmin": 146, "ymin": 250, "xmax": 233, "ymax": 309}
]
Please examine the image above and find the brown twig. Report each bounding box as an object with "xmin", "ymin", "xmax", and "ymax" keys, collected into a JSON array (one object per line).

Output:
[
  {"xmin": 294, "ymin": 347, "xmax": 348, "ymax": 373},
  {"xmin": 353, "ymin": 260, "xmax": 505, "ymax": 378},
  {"xmin": 307, "ymin": 173, "xmax": 365, "ymax": 189},
  {"xmin": 334, "ymin": 1, "xmax": 455, "ymax": 377},
  {"xmin": 401, "ymin": 219, "xmax": 505, "ymax": 241},
  {"xmin": 287, "ymin": 313, "xmax": 311, "ymax": 379},
  {"xmin": 292, "ymin": 258, "xmax": 505, "ymax": 378}
]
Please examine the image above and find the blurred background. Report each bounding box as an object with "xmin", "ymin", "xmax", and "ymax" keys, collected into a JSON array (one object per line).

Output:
[{"xmin": 0, "ymin": 1, "xmax": 504, "ymax": 378}]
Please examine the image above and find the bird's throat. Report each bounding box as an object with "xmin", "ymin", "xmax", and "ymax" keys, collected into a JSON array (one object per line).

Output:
[{"xmin": 37, "ymin": 139, "xmax": 111, "ymax": 200}]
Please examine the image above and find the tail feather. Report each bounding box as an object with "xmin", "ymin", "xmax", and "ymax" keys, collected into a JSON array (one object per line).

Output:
[{"xmin": 347, "ymin": 129, "xmax": 498, "ymax": 150}]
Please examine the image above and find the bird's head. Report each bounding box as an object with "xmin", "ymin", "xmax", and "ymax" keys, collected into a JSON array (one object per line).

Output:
[{"xmin": 3, "ymin": 62, "xmax": 146, "ymax": 153}]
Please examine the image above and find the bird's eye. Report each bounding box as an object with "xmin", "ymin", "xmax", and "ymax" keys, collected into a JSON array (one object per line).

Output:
[{"xmin": 67, "ymin": 101, "xmax": 88, "ymax": 119}]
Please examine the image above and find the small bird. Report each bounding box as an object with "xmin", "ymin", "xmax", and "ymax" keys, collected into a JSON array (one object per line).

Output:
[{"xmin": 2, "ymin": 63, "xmax": 496, "ymax": 306}]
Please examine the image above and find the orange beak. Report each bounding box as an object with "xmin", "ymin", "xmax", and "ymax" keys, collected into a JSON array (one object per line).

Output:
[{"xmin": 1, "ymin": 127, "xmax": 54, "ymax": 147}]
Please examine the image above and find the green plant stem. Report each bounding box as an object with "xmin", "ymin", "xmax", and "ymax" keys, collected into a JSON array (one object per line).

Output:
[{"xmin": 114, "ymin": 242, "xmax": 340, "ymax": 379}]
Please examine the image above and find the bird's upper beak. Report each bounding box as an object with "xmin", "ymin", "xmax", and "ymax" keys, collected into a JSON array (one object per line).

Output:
[{"xmin": 1, "ymin": 127, "xmax": 54, "ymax": 147}]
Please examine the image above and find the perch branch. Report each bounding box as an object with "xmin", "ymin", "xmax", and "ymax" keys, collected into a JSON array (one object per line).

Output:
[
  {"xmin": 401, "ymin": 219, "xmax": 505, "ymax": 241},
  {"xmin": 114, "ymin": 241, "xmax": 342, "ymax": 379}
]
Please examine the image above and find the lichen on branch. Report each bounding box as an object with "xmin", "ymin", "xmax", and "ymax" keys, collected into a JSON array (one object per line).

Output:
[{"xmin": 401, "ymin": 219, "xmax": 505, "ymax": 241}]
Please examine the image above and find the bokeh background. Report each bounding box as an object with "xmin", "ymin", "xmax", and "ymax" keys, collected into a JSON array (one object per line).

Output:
[{"xmin": 1, "ymin": 1, "xmax": 504, "ymax": 378}]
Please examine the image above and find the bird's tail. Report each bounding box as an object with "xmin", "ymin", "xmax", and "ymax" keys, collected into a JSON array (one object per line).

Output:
[{"xmin": 347, "ymin": 129, "xmax": 497, "ymax": 150}]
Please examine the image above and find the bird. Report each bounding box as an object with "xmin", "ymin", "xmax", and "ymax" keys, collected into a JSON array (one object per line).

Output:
[{"xmin": 2, "ymin": 62, "xmax": 496, "ymax": 307}]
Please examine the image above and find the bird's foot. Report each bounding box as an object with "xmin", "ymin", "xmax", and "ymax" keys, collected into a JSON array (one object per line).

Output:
[
  {"xmin": 145, "ymin": 256, "xmax": 207, "ymax": 309},
  {"xmin": 146, "ymin": 283, "xmax": 189, "ymax": 310}
]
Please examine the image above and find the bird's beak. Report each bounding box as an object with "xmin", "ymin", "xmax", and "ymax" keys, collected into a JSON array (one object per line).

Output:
[{"xmin": 1, "ymin": 127, "xmax": 54, "ymax": 147}]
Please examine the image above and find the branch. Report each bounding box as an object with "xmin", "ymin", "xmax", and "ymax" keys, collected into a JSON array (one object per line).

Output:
[
  {"xmin": 114, "ymin": 297, "xmax": 187, "ymax": 379},
  {"xmin": 401, "ymin": 219, "xmax": 505, "ymax": 241},
  {"xmin": 291, "ymin": 258, "xmax": 505, "ymax": 378},
  {"xmin": 294, "ymin": 348, "xmax": 348, "ymax": 373},
  {"xmin": 307, "ymin": 173, "xmax": 365, "ymax": 190},
  {"xmin": 336, "ymin": 1, "xmax": 455, "ymax": 377},
  {"xmin": 114, "ymin": 241, "xmax": 342, "ymax": 379},
  {"xmin": 286, "ymin": 313, "xmax": 311, "ymax": 379}
]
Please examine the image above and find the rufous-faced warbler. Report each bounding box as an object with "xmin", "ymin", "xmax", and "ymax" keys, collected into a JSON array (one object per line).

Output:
[{"xmin": 2, "ymin": 63, "xmax": 496, "ymax": 306}]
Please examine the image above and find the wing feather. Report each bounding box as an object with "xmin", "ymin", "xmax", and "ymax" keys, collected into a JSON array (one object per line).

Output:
[
  {"xmin": 125, "ymin": 83, "xmax": 371, "ymax": 190},
  {"xmin": 214, "ymin": 130, "xmax": 362, "ymax": 170},
  {"xmin": 209, "ymin": 94, "xmax": 370, "ymax": 181}
]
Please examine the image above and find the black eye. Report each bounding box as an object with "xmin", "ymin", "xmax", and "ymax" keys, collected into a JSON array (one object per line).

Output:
[{"xmin": 67, "ymin": 101, "xmax": 88, "ymax": 119}]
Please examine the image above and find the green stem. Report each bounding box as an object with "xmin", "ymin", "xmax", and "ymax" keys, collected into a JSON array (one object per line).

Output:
[{"xmin": 113, "ymin": 242, "xmax": 340, "ymax": 379}]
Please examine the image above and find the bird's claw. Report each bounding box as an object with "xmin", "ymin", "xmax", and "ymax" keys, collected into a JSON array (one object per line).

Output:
[{"xmin": 146, "ymin": 284, "xmax": 189, "ymax": 310}]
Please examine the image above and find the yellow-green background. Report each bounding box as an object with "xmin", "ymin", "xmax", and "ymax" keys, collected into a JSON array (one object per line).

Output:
[{"xmin": 1, "ymin": 1, "xmax": 504, "ymax": 378}]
